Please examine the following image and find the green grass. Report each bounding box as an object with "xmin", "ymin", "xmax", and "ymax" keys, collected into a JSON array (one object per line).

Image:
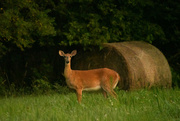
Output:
[{"xmin": 0, "ymin": 88, "xmax": 180, "ymax": 121}]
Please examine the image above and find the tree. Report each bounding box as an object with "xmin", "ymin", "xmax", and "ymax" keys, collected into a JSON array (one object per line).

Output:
[
  {"xmin": 0, "ymin": 0, "xmax": 179, "ymax": 94},
  {"xmin": 0, "ymin": 0, "xmax": 56, "ymax": 56},
  {"xmin": 54, "ymin": 0, "xmax": 168, "ymax": 48}
]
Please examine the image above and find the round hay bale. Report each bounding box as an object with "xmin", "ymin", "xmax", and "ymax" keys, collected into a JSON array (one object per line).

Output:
[{"xmin": 72, "ymin": 41, "xmax": 172, "ymax": 90}]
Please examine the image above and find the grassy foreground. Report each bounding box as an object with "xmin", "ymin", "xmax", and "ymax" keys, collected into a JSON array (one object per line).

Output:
[{"xmin": 0, "ymin": 88, "xmax": 180, "ymax": 121}]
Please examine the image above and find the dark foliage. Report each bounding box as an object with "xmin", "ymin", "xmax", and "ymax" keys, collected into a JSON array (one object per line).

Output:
[{"xmin": 0, "ymin": 0, "xmax": 179, "ymax": 95}]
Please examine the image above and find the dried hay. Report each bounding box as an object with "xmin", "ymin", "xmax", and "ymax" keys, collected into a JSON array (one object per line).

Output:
[{"xmin": 72, "ymin": 41, "xmax": 172, "ymax": 90}]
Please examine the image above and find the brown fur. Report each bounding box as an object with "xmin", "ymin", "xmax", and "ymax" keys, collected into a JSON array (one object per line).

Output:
[{"xmin": 59, "ymin": 50, "xmax": 120, "ymax": 103}]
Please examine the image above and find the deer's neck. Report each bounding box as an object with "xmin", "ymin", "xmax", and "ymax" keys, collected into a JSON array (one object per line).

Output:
[{"xmin": 64, "ymin": 63, "xmax": 72, "ymax": 78}]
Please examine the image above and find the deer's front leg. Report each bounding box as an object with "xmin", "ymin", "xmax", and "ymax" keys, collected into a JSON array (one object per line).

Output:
[{"xmin": 76, "ymin": 89, "xmax": 82, "ymax": 103}]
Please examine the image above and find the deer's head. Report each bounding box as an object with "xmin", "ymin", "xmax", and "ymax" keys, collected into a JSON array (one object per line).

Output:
[{"xmin": 59, "ymin": 50, "xmax": 77, "ymax": 64}]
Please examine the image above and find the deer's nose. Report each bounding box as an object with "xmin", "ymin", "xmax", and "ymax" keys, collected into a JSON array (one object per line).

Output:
[{"xmin": 66, "ymin": 61, "xmax": 70, "ymax": 63}]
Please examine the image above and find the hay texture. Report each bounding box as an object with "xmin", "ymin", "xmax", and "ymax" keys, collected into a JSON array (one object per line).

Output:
[{"xmin": 72, "ymin": 41, "xmax": 172, "ymax": 90}]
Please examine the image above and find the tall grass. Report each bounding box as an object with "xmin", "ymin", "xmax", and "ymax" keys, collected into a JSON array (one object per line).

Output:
[{"xmin": 0, "ymin": 88, "xmax": 180, "ymax": 121}]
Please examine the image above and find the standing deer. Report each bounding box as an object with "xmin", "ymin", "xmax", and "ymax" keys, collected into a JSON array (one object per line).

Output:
[{"xmin": 59, "ymin": 50, "xmax": 120, "ymax": 103}]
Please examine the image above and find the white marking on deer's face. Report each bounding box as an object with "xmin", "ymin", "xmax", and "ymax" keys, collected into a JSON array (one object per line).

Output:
[{"xmin": 63, "ymin": 54, "xmax": 72, "ymax": 64}]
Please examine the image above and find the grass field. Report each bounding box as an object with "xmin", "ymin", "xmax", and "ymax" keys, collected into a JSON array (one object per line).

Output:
[{"xmin": 0, "ymin": 88, "xmax": 180, "ymax": 121}]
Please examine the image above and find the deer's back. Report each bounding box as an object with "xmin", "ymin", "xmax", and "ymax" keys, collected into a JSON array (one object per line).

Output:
[{"xmin": 73, "ymin": 68, "xmax": 119, "ymax": 81}]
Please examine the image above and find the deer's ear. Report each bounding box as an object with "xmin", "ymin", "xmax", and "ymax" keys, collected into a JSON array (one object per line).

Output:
[
  {"xmin": 59, "ymin": 50, "xmax": 65, "ymax": 56},
  {"xmin": 71, "ymin": 50, "xmax": 77, "ymax": 56}
]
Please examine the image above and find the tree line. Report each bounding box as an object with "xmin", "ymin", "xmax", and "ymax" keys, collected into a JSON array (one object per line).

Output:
[{"xmin": 0, "ymin": 0, "xmax": 179, "ymax": 94}]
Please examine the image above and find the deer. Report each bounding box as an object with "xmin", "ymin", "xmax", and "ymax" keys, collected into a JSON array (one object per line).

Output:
[{"xmin": 59, "ymin": 50, "xmax": 120, "ymax": 103}]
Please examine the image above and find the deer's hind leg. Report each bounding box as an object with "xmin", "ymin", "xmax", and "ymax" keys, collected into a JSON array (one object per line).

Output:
[
  {"xmin": 111, "ymin": 89, "xmax": 117, "ymax": 99},
  {"xmin": 101, "ymin": 85, "xmax": 117, "ymax": 99},
  {"xmin": 102, "ymin": 90, "xmax": 107, "ymax": 98}
]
